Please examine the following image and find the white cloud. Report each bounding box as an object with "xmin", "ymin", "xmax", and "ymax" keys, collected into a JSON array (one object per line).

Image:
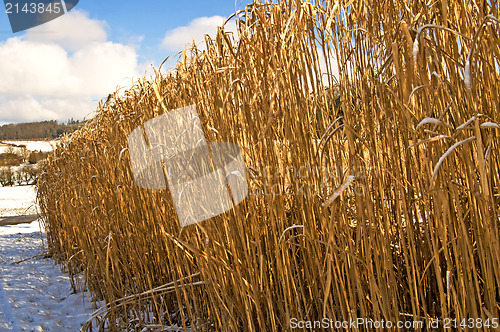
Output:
[
  {"xmin": 0, "ymin": 10, "xmax": 141, "ymax": 124},
  {"xmin": 0, "ymin": 38, "xmax": 76, "ymax": 97},
  {"xmin": 0, "ymin": 95, "xmax": 97, "ymax": 123},
  {"xmin": 70, "ymin": 41, "xmax": 139, "ymax": 95},
  {"xmin": 0, "ymin": 38, "xmax": 139, "ymax": 97},
  {"xmin": 161, "ymin": 16, "xmax": 237, "ymax": 51},
  {"xmin": 25, "ymin": 10, "xmax": 107, "ymax": 52}
]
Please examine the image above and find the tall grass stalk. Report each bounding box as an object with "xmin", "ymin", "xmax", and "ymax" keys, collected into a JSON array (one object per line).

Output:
[{"xmin": 37, "ymin": 0, "xmax": 500, "ymax": 330}]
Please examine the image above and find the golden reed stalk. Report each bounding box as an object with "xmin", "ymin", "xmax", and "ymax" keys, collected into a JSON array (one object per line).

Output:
[{"xmin": 37, "ymin": 1, "xmax": 500, "ymax": 330}]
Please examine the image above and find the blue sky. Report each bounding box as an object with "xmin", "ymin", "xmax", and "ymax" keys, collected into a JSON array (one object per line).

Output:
[
  {"xmin": 62, "ymin": 0, "xmax": 250, "ymax": 65},
  {"xmin": 0, "ymin": 0, "xmax": 252, "ymax": 124}
]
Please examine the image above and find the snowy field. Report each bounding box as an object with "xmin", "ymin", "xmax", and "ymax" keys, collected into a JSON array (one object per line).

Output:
[
  {"xmin": 0, "ymin": 186, "xmax": 95, "ymax": 331},
  {"xmin": 0, "ymin": 141, "xmax": 56, "ymax": 153},
  {"xmin": 0, "ymin": 186, "xmax": 38, "ymax": 217}
]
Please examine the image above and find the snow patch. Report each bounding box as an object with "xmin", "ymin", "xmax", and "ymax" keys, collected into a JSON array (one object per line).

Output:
[
  {"xmin": 0, "ymin": 141, "xmax": 55, "ymax": 153},
  {"xmin": 0, "ymin": 185, "xmax": 96, "ymax": 330},
  {"xmin": 0, "ymin": 185, "xmax": 38, "ymax": 217}
]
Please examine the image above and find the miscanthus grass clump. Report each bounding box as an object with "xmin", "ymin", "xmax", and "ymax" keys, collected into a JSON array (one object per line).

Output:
[{"xmin": 37, "ymin": 0, "xmax": 499, "ymax": 330}]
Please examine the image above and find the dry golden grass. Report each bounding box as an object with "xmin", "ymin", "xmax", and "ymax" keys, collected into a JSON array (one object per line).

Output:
[{"xmin": 37, "ymin": 0, "xmax": 499, "ymax": 330}]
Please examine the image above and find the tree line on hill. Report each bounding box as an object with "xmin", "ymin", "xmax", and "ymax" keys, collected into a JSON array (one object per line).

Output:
[{"xmin": 0, "ymin": 119, "xmax": 84, "ymax": 140}]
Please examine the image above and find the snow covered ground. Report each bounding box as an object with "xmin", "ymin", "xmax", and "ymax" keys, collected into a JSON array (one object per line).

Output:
[
  {"xmin": 0, "ymin": 186, "xmax": 38, "ymax": 217},
  {"xmin": 0, "ymin": 186, "xmax": 95, "ymax": 331},
  {"xmin": 0, "ymin": 141, "xmax": 56, "ymax": 154}
]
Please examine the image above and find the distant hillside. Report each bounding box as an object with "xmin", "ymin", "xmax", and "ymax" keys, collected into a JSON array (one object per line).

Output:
[{"xmin": 0, "ymin": 119, "xmax": 84, "ymax": 140}]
